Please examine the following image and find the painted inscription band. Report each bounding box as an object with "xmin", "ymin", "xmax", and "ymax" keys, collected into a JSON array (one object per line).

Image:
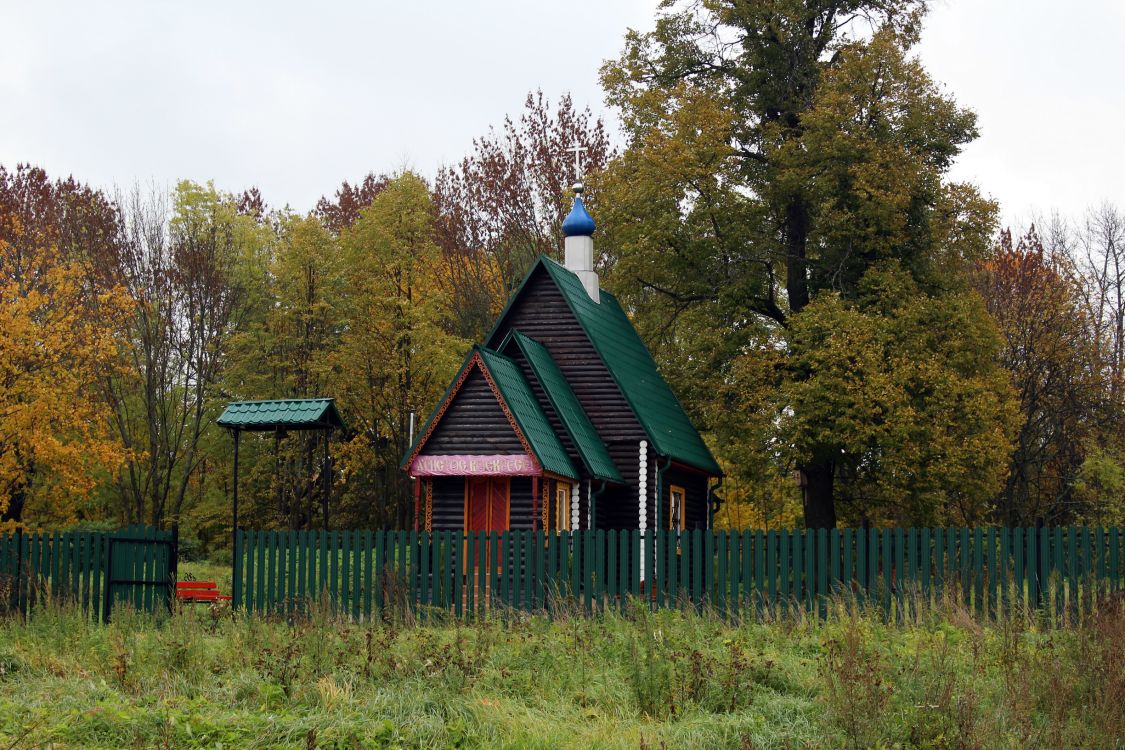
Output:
[{"xmin": 411, "ymin": 453, "xmax": 539, "ymax": 476}]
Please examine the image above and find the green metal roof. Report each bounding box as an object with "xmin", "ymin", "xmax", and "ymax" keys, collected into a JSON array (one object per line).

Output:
[
  {"xmin": 476, "ymin": 347, "xmax": 578, "ymax": 480},
  {"xmin": 488, "ymin": 257, "xmax": 721, "ymax": 476},
  {"xmin": 503, "ymin": 330, "xmax": 623, "ymax": 483},
  {"xmin": 217, "ymin": 398, "xmax": 345, "ymax": 431}
]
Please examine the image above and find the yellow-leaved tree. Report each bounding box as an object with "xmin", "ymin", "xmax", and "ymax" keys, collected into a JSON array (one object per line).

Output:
[
  {"xmin": 0, "ymin": 225, "xmax": 131, "ymax": 528},
  {"xmin": 334, "ymin": 172, "xmax": 466, "ymax": 528}
]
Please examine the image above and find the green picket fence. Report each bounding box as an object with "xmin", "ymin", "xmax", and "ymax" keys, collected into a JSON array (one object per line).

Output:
[
  {"xmin": 234, "ymin": 526, "xmax": 1125, "ymax": 624},
  {"xmin": 0, "ymin": 525, "xmax": 176, "ymax": 621}
]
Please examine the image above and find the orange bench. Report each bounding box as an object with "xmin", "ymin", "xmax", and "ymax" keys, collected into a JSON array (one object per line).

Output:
[{"xmin": 175, "ymin": 580, "xmax": 232, "ymax": 603}]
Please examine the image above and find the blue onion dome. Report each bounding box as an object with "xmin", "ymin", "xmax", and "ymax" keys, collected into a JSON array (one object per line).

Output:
[{"xmin": 562, "ymin": 196, "xmax": 596, "ymax": 237}]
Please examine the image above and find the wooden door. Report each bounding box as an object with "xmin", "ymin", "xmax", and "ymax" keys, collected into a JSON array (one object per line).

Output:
[{"xmin": 466, "ymin": 477, "xmax": 510, "ymax": 572}]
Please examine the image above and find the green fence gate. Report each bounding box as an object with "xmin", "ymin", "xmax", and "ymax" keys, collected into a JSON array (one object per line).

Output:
[{"xmin": 0, "ymin": 525, "xmax": 177, "ymax": 621}]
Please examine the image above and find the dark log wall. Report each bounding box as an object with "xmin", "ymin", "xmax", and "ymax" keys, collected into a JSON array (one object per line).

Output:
[
  {"xmin": 431, "ymin": 477, "xmax": 464, "ymax": 531},
  {"xmin": 421, "ymin": 367, "xmax": 523, "ymax": 456},
  {"xmin": 507, "ymin": 477, "xmax": 532, "ymax": 530},
  {"xmin": 487, "ymin": 266, "xmax": 647, "ymax": 530}
]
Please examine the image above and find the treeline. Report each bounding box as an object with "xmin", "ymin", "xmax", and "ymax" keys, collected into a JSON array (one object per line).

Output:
[
  {"xmin": 0, "ymin": 94, "xmax": 609, "ymax": 548},
  {"xmin": 2, "ymin": 1, "xmax": 1124, "ymax": 542}
]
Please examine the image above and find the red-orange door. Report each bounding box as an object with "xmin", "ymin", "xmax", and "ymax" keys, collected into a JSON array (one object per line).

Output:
[{"xmin": 466, "ymin": 477, "xmax": 510, "ymax": 566}]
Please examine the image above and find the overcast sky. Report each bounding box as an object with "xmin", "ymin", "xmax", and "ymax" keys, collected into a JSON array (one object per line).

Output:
[{"xmin": 1, "ymin": 1, "xmax": 1121, "ymax": 226}]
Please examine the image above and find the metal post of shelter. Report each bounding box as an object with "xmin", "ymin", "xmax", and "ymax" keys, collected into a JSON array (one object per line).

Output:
[
  {"xmin": 231, "ymin": 427, "xmax": 241, "ymax": 608},
  {"xmin": 322, "ymin": 429, "xmax": 331, "ymax": 529}
]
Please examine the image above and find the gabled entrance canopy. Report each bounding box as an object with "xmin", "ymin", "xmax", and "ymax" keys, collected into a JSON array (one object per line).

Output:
[
  {"xmin": 501, "ymin": 330, "xmax": 623, "ymax": 483},
  {"xmin": 404, "ymin": 346, "xmax": 578, "ymax": 480}
]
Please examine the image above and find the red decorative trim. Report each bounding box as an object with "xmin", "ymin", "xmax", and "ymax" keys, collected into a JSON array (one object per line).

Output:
[
  {"xmin": 531, "ymin": 476, "xmax": 540, "ymax": 533},
  {"xmin": 425, "ymin": 479, "xmax": 433, "ymax": 533},
  {"xmin": 542, "ymin": 481, "xmax": 550, "ymax": 531},
  {"xmin": 414, "ymin": 454, "xmax": 539, "ymax": 476}
]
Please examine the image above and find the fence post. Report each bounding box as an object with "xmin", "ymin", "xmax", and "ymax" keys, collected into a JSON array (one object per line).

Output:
[
  {"xmin": 14, "ymin": 528, "xmax": 24, "ymax": 619},
  {"xmin": 169, "ymin": 523, "xmax": 180, "ymax": 614},
  {"xmin": 102, "ymin": 537, "xmax": 115, "ymax": 624},
  {"xmin": 232, "ymin": 529, "xmax": 241, "ymax": 611}
]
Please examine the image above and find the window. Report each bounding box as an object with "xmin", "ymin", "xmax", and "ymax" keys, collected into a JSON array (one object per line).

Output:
[
  {"xmin": 556, "ymin": 482, "xmax": 571, "ymax": 531},
  {"xmin": 669, "ymin": 485, "xmax": 686, "ymax": 531}
]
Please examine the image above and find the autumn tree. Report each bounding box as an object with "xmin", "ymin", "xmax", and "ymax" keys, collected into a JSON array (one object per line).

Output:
[
  {"xmin": 976, "ymin": 226, "xmax": 1109, "ymax": 524},
  {"xmin": 599, "ymin": 1, "xmax": 997, "ymax": 527},
  {"xmin": 334, "ymin": 172, "xmax": 465, "ymax": 528},
  {"xmin": 0, "ymin": 165, "xmax": 131, "ymax": 527},
  {"xmin": 315, "ymin": 174, "xmax": 390, "ymax": 235},
  {"xmin": 104, "ymin": 182, "xmax": 262, "ymax": 529},
  {"xmin": 0, "ymin": 163, "xmax": 121, "ymax": 290},
  {"xmin": 433, "ymin": 91, "xmax": 613, "ymax": 339},
  {"xmin": 0, "ymin": 227, "xmax": 130, "ymax": 527}
]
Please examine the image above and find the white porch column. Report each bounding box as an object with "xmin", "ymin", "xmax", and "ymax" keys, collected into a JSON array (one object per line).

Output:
[
  {"xmin": 571, "ymin": 482, "xmax": 580, "ymax": 531},
  {"xmin": 638, "ymin": 440, "xmax": 648, "ymax": 582}
]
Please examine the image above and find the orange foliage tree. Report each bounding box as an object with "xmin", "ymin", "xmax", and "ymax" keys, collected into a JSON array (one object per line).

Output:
[
  {"xmin": 977, "ymin": 226, "xmax": 1112, "ymax": 523},
  {"xmin": 0, "ymin": 225, "xmax": 131, "ymax": 528}
]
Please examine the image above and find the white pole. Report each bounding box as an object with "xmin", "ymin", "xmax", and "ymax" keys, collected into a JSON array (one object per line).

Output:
[{"xmin": 638, "ymin": 440, "xmax": 648, "ymax": 582}]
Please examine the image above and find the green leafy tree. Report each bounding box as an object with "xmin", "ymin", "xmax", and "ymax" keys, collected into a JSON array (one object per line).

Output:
[
  {"xmin": 732, "ymin": 263, "xmax": 1017, "ymax": 526},
  {"xmin": 335, "ymin": 172, "xmax": 466, "ymax": 528},
  {"xmin": 598, "ymin": 0, "xmax": 998, "ymax": 526},
  {"xmin": 220, "ymin": 213, "xmax": 344, "ymax": 530}
]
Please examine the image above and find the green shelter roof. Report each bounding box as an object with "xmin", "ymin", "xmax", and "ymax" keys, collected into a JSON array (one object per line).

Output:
[
  {"xmin": 503, "ymin": 330, "xmax": 623, "ymax": 483},
  {"xmin": 217, "ymin": 398, "xmax": 345, "ymax": 431},
  {"xmin": 489, "ymin": 257, "xmax": 721, "ymax": 476}
]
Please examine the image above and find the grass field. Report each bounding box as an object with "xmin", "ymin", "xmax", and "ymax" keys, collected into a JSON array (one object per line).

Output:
[{"xmin": 0, "ymin": 565, "xmax": 1122, "ymax": 749}]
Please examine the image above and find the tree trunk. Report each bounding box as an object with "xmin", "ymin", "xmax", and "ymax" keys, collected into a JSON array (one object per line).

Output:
[
  {"xmin": 785, "ymin": 196, "xmax": 811, "ymax": 314},
  {"xmin": 801, "ymin": 460, "xmax": 837, "ymax": 529},
  {"xmin": 0, "ymin": 490, "xmax": 25, "ymax": 524},
  {"xmin": 786, "ymin": 193, "xmax": 833, "ymax": 529}
]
